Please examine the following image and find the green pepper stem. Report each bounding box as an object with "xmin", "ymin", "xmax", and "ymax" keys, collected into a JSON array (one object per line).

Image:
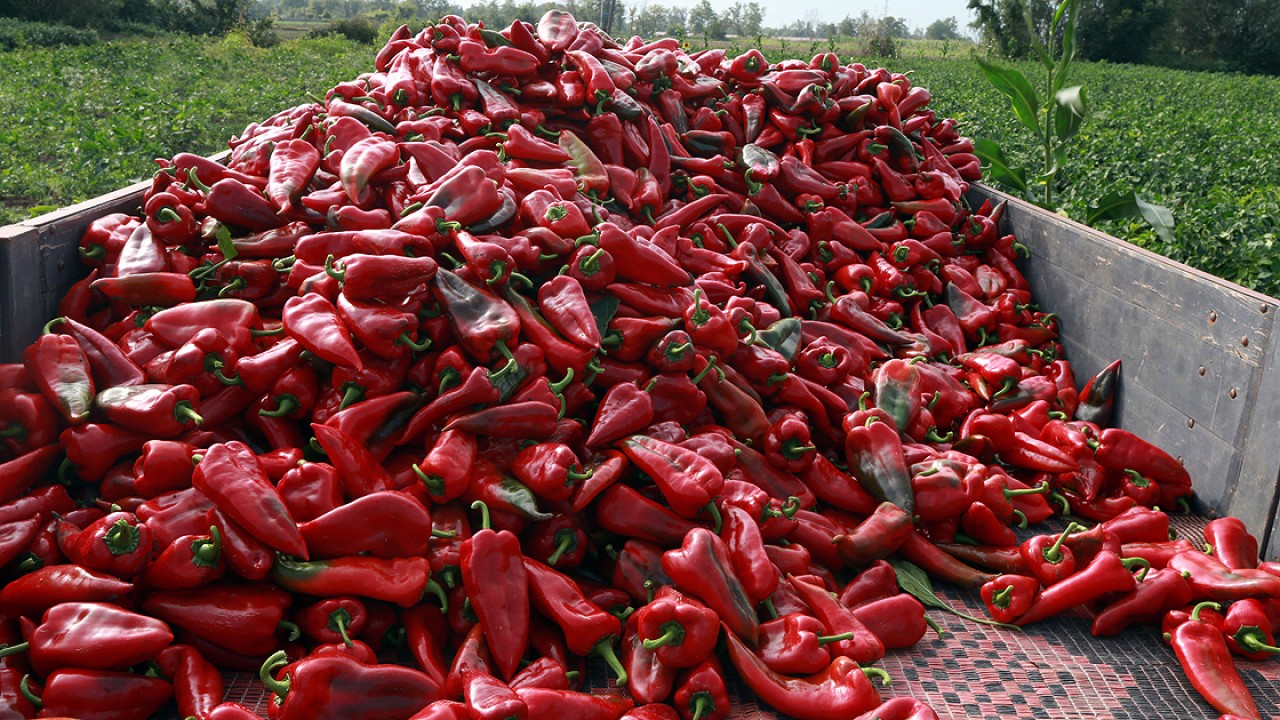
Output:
[
  {"xmin": 690, "ymin": 694, "xmax": 714, "ymax": 720},
  {"xmin": 414, "ymin": 466, "xmax": 444, "ymax": 497},
  {"xmin": 471, "ymin": 500, "xmax": 491, "ymax": 530},
  {"xmin": 565, "ymin": 466, "xmax": 594, "ymax": 483},
  {"xmin": 0, "ymin": 423, "xmax": 26, "ymax": 441},
  {"xmin": 593, "ymin": 638, "xmax": 628, "ymax": 685},
  {"xmin": 815, "ymin": 631, "xmax": 855, "ymax": 646},
  {"xmin": 332, "ymin": 610, "xmax": 353, "ymax": 646},
  {"xmin": 641, "ymin": 621, "xmax": 686, "ymax": 650},
  {"xmin": 1120, "ymin": 556, "xmax": 1151, "ymax": 582},
  {"xmin": 762, "ymin": 596, "xmax": 778, "ymax": 620},
  {"xmin": 277, "ymin": 620, "xmax": 301, "ymax": 642},
  {"xmin": 991, "ymin": 585, "xmax": 1013, "ymax": 609},
  {"xmin": 545, "ymin": 531, "xmax": 575, "ymax": 567},
  {"xmin": 396, "ymin": 333, "xmax": 433, "ymax": 352},
  {"xmin": 1238, "ymin": 630, "xmax": 1280, "ymax": 654},
  {"xmin": 1044, "ymin": 522, "xmax": 1084, "ymax": 564},
  {"xmin": 0, "ymin": 642, "xmax": 29, "ymax": 658},
  {"xmin": 103, "ymin": 519, "xmax": 141, "ymax": 556},
  {"xmin": 19, "ymin": 675, "xmax": 41, "ymax": 708},
  {"xmin": 174, "ymin": 401, "xmax": 203, "ymax": 427},
  {"xmin": 258, "ymin": 395, "xmax": 299, "ymax": 418},
  {"xmin": 259, "ymin": 650, "xmax": 292, "ymax": 699},
  {"xmin": 861, "ymin": 666, "xmax": 893, "ymax": 686},
  {"xmin": 704, "ymin": 501, "xmax": 722, "ymax": 534},
  {"xmin": 1190, "ymin": 601, "xmax": 1221, "ymax": 622}
]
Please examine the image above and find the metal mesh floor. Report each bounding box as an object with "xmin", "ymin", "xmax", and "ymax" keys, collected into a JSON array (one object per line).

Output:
[{"xmin": 203, "ymin": 514, "xmax": 1280, "ymax": 720}]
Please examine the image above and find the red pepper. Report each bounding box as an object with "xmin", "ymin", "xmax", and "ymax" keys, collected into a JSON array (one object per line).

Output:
[
  {"xmin": 283, "ymin": 293, "xmax": 364, "ymax": 370},
  {"xmin": 259, "ymin": 649, "xmax": 442, "ymax": 720},
  {"xmin": 143, "ymin": 583, "xmax": 290, "ymax": 657},
  {"xmin": 845, "ymin": 417, "xmax": 914, "ymax": 513},
  {"xmin": 832, "ymin": 502, "xmax": 915, "ymax": 569},
  {"xmin": 723, "ymin": 627, "xmax": 880, "ymax": 720},
  {"xmin": 623, "ymin": 610, "xmax": 675, "ymax": 705},
  {"xmin": 273, "ymin": 555, "xmax": 432, "ymax": 608},
  {"xmin": 1168, "ymin": 602, "xmax": 1261, "ymax": 719},
  {"xmin": 1016, "ymin": 550, "xmax": 1145, "ymax": 626},
  {"xmin": 522, "ymin": 556, "xmax": 628, "ymax": 683},
  {"xmin": 299, "ymin": 490, "xmax": 431, "ymax": 559},
  {"xmin": 633, "ymin": 585, "xmax": 719, "ymax": 669},
  {"xmin": 1167, "ymin": 550, "xmax": 1280, "ymax": 602},
  {"xmin": 517, "ymin": 686, "xmax": 634, "ymax": 720},
  {"xmin": 192, "ymin": 441, "xmax": 307, "ymax": 558},
  {"xmin": 266, "ymin": 138, "xmax": 320, "ymax": 213},
  {"xmin": 23, "ymin": 333, "xmax": 94, "ymax": 425},
  {"xmin": 621, "ymin": 435, "xmax": 724, "ymax": 521},
  {"xmin": 538, "ymin": 275, "xmax": 601, "ymax": 349},
  {"xmin": 662, "ymin": 528, "xmax": 759, "ymax": 645},
  {"xmin": 1019, "ymin": 522, "xmax": 1086, "ymax": 586},
  {"xmin": 1091, "ymin": 567, "xmax": 1193, "ymax": 637},
  {"xmin": 57, "ymin": 510, "xmax": 153, "ymax": 579},
  {"xmin": 19, "ymin": 668, "xmax": 173, "ymax": 720},
  {"xmin": 980, "ymin": 574, "xmax": 1040, "ymax": 624},
  {"xmin": 0, "ymin": 602, "xmax": 173, "ymax": 678},
  {"xmin": 460, "ymin": 501, "xmax": 529, "ymax": 680},
  {"xmin": 139, "ymin": 524, "xmax": 224, "ymax": 589},
  {"xmin": 671, "ymin": 656, "xmax": 730, "ymax": 720},
  {"xmin": 0, "ymin": 565, "xmax": 133, "ymax": 620},
  {"xmin": 1203, "ymin": 517, "xmax": 1259, "ymax": 570}
]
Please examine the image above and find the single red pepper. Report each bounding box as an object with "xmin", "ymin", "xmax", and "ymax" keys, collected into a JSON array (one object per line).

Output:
[
  {"xmin": 259, "ymin": 649, "xmax": 442, "ymax": 720},
  {"xmin": 980, "ymin": 574, "xmax": 1040, "ymax": 624},
  {"xmin": 272, "ymin": 555, "xmax": 432, "ymax": 608},
  {"xmin": 299, "ymin": 490, "xmax": 431, "ymax": 559},
  {"xmin": 757, "ymin": 612, "xmax": 855, "ymax": 676},
  {"xmin": 662, "ymin": 528, "xmax": 759, "ymax": 645},
  {"xmin": 1203, "ymin": 517, "xmax": 1259, "ymax": 570},
  {"xmin": 459, "ymin": 501, "xmax": 529, "ymax": 680},
  {"xmin": 1168, "ymin": 601, "xmax": 1261, "ymax": 719},
  {"xmin": 142, "ymin": 583, "xmax": 290, "ymax": 658},
  {"xmin": 23, "ymin": 333, "xmax": 94, "ymax": 425},
  {"xmin": 19, "ymin": 668, "xmax": 173, "ymax": 720},
  {"xmin": 1091, "ymin": 567, "xmax": 1193, "ymax": 636},
  {"xmin": 633, "ymin": 585, "xmax": 719, "ymax": 669},
  {"xmin": 1167, "ymin": 550, "xmax": 1280, "ymax": 602},
  {"xmin": 138, "ymin": 525, "xmax": 224, "ymax": 589},
  {"xmin": 57, "ymin": 510, "xmax": 153, "ymax": 579},
  {"xmin": 192, "ymin": 441, "xmax": 307, "ymax": 558},
  {"xmin": 671, "ymin": 656, "xmax": 730, "ymax": 720},
  {"xmin": 283, "ymin": 293, "xmax": 364, "ymax": 370},
  {"xmin": 0, "ymin": 602, "xmax": 173, "ymax": 678},
  {"xmin": 1019, "ymin": 522, "xmax": 1086, "ymax": 586},
  {"xmin": 522, "ymin": 556, "xmax": 628, "ymax": 683},
  {"xmin": 621, "ymin": 435, "xmax": 724, "ymax": 522},
  {"xmin": 832, "ymin": 502, "xmax": 915, "ymax": 569},
  {"xmin": 516, "ymin": 686, "xmax": 634, "ymax": 720}
]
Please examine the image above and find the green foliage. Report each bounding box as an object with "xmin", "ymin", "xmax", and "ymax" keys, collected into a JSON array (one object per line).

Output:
[
  {"xmin": 247, "ymin": 14, "xmax": 282, "ymax": 48},
  {"xmin": 0, "ymin": 19, "xmax": 98, "ymax": 49},
  {"xmin": 0, "ymin": 34, "xmax": 370, "ymax": 225},
  {"xmin": 309, "ymin": 14, "xmax": 377, "ymax": 43}
]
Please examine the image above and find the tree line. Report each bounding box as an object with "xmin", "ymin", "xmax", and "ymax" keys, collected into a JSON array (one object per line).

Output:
[
  {"xmin": 1, "ymin": 0, "xmax": 965, "ymax": 46},
  {"xmin": 970, "ymin": 0, "xmax": 1280, "ymax": 74}
]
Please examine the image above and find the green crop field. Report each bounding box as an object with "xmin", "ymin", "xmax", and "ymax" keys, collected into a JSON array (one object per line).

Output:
[{"xmin": 2, "ymin": 31, "xmax": 1278, "ymax": 295}]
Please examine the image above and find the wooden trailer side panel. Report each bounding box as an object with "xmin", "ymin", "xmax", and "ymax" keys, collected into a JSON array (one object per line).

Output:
[{"xmin": 977, "ymin": 188, "xmax": 1280, "ymax": 558}]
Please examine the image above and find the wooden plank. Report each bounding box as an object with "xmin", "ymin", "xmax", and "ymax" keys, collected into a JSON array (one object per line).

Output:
[
  {"xmin": 0, "ymin": 224, "xmax": 44, "ymax": 362},
  {"xmin": 1028, "ymin": 257, "xmax": 1255, "ymax": 443},
  {"xmin": 0, "ymin": 182, "xmax": 148, "ymax": 363},
  {"xmin": 971, "ymin": 186, "xmax": 1280, "ymax": 551}
]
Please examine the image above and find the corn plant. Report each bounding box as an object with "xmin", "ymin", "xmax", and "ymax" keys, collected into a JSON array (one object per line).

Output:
[{"xmin": 973, "ymin": 0, "xmax": 1174, "ymax": 241}]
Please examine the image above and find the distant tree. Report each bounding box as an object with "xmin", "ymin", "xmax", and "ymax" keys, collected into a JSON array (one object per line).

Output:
[
  {"xmin": 686, "ymin": 0, "xmax": 715, "ymax": 35},
  {"xmin": 925, "ymin": 16, "xmax": 963, "ymax": 39},
  {"xmin": 967, "ymin": 0, "xmax": 1056, "ymax": 57},
  {"xmin": 741, "ymin": 1, "xmax": 762, "ymax": 35}
]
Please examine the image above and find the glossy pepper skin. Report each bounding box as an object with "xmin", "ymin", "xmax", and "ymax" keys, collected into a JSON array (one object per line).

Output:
[
  {"xmin": 22, "ymin": 668, "xmax": 173, "ymax": 720},
  {"xmin": 192, "ymin": 441, "xmax": 307, "ymax": 559},
  {"xmin": 259, "ymin": 650, "xmax": 443, "ymax": 720},
  {"xmin": 461, "ymin": 502, "xmax": 529, "ymax": 680},
  {"xmin": 522, "ymin": 556, "xmax": 628, "ymax": 684},
  {"xmin": 24, "ymin": 332, "xmax": 95, "ymax": 425},
  {"xmin": 634, "ymin": 586, "xmax": 719, "ymax": 669},
  {"xmin": 662, "ymin": 528, "xmax": 760, "ymax": 646},
  {"xmin": 723, "ymin": 627, "xmax": 880, "ymax": 720},
  {"xmin": 0, "ymin": 602, "xmax": 173, "ymax": 678},
  {"xmin": 1168, "ymin": 602, "xmax": 1261, "ymax": 719}
]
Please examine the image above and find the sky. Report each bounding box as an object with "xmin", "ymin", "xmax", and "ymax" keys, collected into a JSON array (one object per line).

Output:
[{"xmin": 716, "ymin": 0, "xmax": 975, "ymax": 33}]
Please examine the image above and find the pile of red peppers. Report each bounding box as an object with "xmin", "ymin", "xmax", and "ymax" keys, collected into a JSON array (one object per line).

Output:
[{"xmin": 2, "ymin": 10, "xmax": 1278, "ymax": 720}]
